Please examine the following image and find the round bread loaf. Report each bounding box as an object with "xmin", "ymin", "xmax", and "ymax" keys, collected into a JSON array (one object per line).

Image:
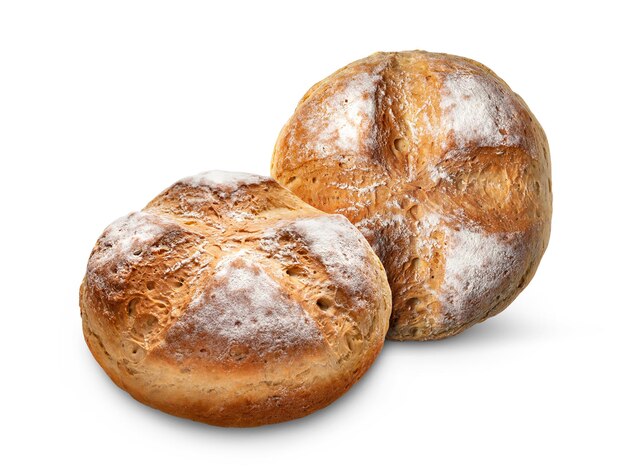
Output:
[
  {"xmin": 79, "ymin": 171, "xmax": 391, "ymax": 426},
  {"xmin": 271, "ymin": 50, "xmax": 552, "ymax": 341}
]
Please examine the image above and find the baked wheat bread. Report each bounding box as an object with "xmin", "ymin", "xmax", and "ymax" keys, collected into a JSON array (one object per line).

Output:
[
  {"xmin": 271, "ymin": 50, "xmax": 552, "ymax": 340},
  {"xmin": 80, "ymin": 171, "xmax": 391, "ymax": 426}
]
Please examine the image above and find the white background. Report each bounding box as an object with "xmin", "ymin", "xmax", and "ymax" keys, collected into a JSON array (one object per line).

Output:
[{"xmin": 1, "ymin": 1, "xmax": 624, "ymax": 468}]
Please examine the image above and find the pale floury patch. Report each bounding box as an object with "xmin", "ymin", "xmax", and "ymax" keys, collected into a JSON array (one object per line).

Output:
[
  {"xmin": 177, "ymin": 251, "xmax": 321, "ymax": 347},
  {"xmin": 440, "ymin": 72, "xmax": 521, "ymax": 149},
  {"xmin": 304, "ymin": 72, "xmax": 380, "ymax": 157},
  {"xmin": 439, "ymin": 225, "xmax": 523, "ymax": 321},
  {"xmin": 179, "ymin": 170, "xmax": 270, "ymax": 190}
]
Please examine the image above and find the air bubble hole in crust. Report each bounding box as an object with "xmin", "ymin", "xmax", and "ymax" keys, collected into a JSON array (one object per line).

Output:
[
  {"xmin": 406, "ymin": 297, "xmax": 420, "ymax": 309},
  {"xmin": 316, "ymin": 297, "xmax": 332, "ymax": 311},
  {"xmin": 132, "ymin": 314, "xmax": 158, "ymax": 337},
  {"xmin": 393, "ymin": 137, "xmax": 408, "ymax": 153},
  {"xmin": 122, "ymin": 340, "xmax": 145, "ymax": 362},
  {"xmin": 127, "ymin": 298, "xmax": 139, "ymax": 317},
  {"xmin": 170, "ymin": 278, "xmax": 183, "ymax": 288},
  {"xmin": 286, "ymin": 266, "xmax": 306, "ymax": 277}
]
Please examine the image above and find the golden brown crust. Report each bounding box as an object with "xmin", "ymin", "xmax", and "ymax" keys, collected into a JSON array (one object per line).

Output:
[
  {"xmin": 80, "ymin": 171, "xmax": 391, "ymax": 426},
  {"xmin": 271, "ymin": 50, "xmax": 551, "ymax": 340}
]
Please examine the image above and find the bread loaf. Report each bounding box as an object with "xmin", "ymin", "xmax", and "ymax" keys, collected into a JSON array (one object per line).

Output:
[
  {"xmin": 271, "ymin": 50, "xmax": 552, "ymax": 340},
  {"xmin": 80, "ymin": 171, "xmax": 391, "ymax": 426}
]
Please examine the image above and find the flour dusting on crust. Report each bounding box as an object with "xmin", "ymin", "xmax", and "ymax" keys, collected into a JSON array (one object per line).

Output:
[
  {"xmin": 260, "ymin": 215, "xmax": 374, "ymax": 297},
  {"xmin": 304, "ymin": 72, "xmax": 380, "ymax": 157},
  {"xmin": 413, "ymin": 211, "xmax": 444, "ymax": 257},
  {"xmin": 88, "ymin": 212, "xmax": 170, "ymax": 272},
  {"xmin": 290, "ymin": 215, "xmax": 371, "ymax": 295},
  {"xmin": 440, "ymin": 72, "xmax": 521, "ymax": 149},
  {"xmin": 440, "ymin": 226, "xmax": 524, "ymax": 322},
  {"xmin": 169, "ymin": 251, "xmax": 322, "ymax": 355},
  {"xmin": 329, "ymin": 180, "xmax": 386, "ymax": 195},
  {"xmin": 86, "ymin": 211, "xmax": 185, "ymax": 296},
  {"xmin": 179, "ymin": 170, "xmax": 271, "ymax": 190},
  {"xmin": 429, "ymin": 166, "xmax": 452, "ymax": 183}
]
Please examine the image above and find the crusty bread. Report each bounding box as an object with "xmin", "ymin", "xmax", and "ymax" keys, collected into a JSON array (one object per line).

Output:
[
  {"xmin": 80, "ymin": 171, "xmax": 391, "ymax": 426},
  {"xmin": 271, "ymin": 50, "xmax": 552, "ymax": 340}
]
